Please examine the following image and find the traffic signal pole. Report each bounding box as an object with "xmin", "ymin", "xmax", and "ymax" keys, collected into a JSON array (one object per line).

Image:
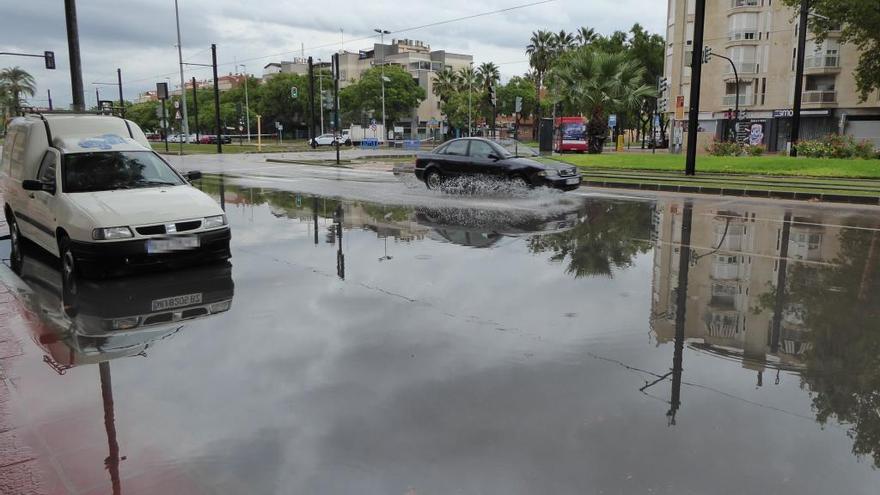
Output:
[
  {"xmin": 333, "ymin": 53, "xmax": 341, "ymax": 166},
  {"xmin": 64, "ymin": 0, "xmax": 84, "ymax": 111},
  {"xmin": 790, "ymin": 0, "xmax": 810, "ymax": 156},
  {"xmin": 684, "ymin": 0, "xmax": 707, "ymax": 175},
  {"xmin": 212, "ymin": 44, "xmax": 222, "ymax": 153}
]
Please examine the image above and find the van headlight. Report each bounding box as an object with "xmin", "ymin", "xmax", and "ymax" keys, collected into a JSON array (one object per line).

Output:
[
  {"xmin": 92, "ymin": 227, "xmax": 134, "ymax": 240},
  {"xmin": 204, "ymin": 215, "xmax": 227, "ymax": 229},
  {"xmin": 111, "ymin": 316, "xmax": 140, "ymax": 330}
]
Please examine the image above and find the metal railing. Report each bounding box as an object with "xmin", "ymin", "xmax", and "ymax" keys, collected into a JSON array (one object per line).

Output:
[
  {"xmin": 728, "ymin": 30, "xmax": 758, "ymax": 41},
  {"xmin": 731, "ymin": 0, "xmax": 759, "ymax": 7},
  {"xmin": 804, "ymin": 55, "xmax": 839, "ymax": 69},
  {"xmin": 722, "ymin": 94, "xmax": 756, "ymax": 106},
  {"xmin": 725, "ymin": 62, "xmax": 758, "ymax": 74},
  {"xmin": 802, "ymin": 90, "xmax": 837, "ymax": 103}
]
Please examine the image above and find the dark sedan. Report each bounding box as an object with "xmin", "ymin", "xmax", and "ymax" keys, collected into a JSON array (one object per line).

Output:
[{"xmin": 414, "ymin": 138, "xmax": 582, "ymax": 191}]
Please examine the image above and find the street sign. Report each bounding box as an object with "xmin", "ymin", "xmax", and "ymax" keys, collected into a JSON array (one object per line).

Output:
[
  {"xmin": 370, "ymin": 123, "xmax": 377, "ymax": 132},
  {"xmin": 275, "ymin": 122, "xmax": 283, "ymax": 130},
  {"xmin": 370, "ymin": 118, "xmax": 376, "ymax": 125},
  {"xmin": 514, "ymin": 96, "xmax": 522, "ymax": 113},
  {"xmin": 608, "ymin": 114, "xmax": 617, "ymax": 128},
  {"xmin": 290, "ymin": 86, "xmax": 298, "ymax": 98},
  {"xmin": 156, "ymin": 82, "xmax": 169, "ymax": 100},
  {"xmin": 173, "ymin": 100, "xmax": 180, "ymax": 109},
  {"xmin": 675, "ymin": 96, "xmax": 685, "ymax": 120},
  {"xmin": 175, "ymin": 110, "xmax": 182, "ymax": 121},
  {"xmin": 654, "ymin": 115, "xmax": 661, "ymax": 128}
]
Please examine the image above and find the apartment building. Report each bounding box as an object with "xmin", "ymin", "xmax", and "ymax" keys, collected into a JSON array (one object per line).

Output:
[
  {"xmin": 663, "ymin": 0, "xmax": 880, "ymax": 151},
  {"xmin": 263, "ymin": 39, "xmax": 473, "ymax": 134}
]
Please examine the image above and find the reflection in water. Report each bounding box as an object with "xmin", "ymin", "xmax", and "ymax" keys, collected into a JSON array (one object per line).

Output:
[
  {"xmin": 651, "ymin": 200, "xmax": 880, "ymax": 466},
  {"xmin": 15, "ymin": 247, "xmax": 234, "ymax": 494}
]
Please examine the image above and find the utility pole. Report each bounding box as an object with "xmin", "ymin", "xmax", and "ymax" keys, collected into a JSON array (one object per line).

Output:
[
  {"xmin": 318, "ymin": 66, "xmax": 324, "ymax": 135},
  {"xmin": 64, "ymin": 0, "xmax": 84, "ymax": 111},
  {"xmin": 173, "ymin": 0, "xmax": 190, "ymax": 141},
  {"xmin": 790, "ymin": 0, "xmax": 810, "ymax": 157},
  {"xmin": 47, "ymin": 89, "xmax": 53, "ymax": 111},
  {"xmin": 308, "ymin": 57, "xmax": 316, "ymax": 144},
  {"xmin": 684, "ymin": 0, "xmax": 707, "ymax": 176},
  {"xmin": 95, "ymin": 87, "xmax": 100, "ymax": 110},
  {"xmin": 333, "ymin": 53, "xmax": 341, "ymax": 166},
  {"xmin": 116, "ymin": 68, "xmax": 125, "ymax": 118},
  {"xmin": 467, "ymin": 62, "xmax": 473, "ymax": 136},
  {"xmin": 191, "ymin": 76, "xmax": 199, "ymax": 143},
  {"xmin": 212, "ymin": 44, "xmax": 222, "ymax": 153}
]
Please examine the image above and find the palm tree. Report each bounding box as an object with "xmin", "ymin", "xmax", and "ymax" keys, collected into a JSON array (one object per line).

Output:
[
  {"xmin": 549, "ymin": 50, "xmax": 656, "ymax": 153},
  {"xmin": 525, "ymin": 30, "xmax": 554, "ymax": 138},
  {"xmin": 577, "ymin": 27, "xmax": 599, "ymax": 46},
  {"xmin": 475, "ymin": 62, "xmax": 500, "ymax": 88},
  {"xmin": 0, "ymin": 67, "xmax": 37, "ymax": 116},
  {"xmin": 432, "ymin": 67, "xmax": 461, "ymax": 103},
  {"xmin": 552, "ymin": 30, "xmax": 577, "ymax": 54}
]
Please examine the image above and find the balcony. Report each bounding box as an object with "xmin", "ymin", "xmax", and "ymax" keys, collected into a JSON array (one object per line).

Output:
[
  {"xmin": 722, "ymin": 94, "xmax": 756, "ymax": 107},
  {"xmin": 804, "ymin": 55, "xmax": 841, "ymax": 74},
  {"xmin": 725, "ymin": 62, "xmax": 758, "ymax": 75},
  {"xmin": 727, "ymin": 30, "xmax": 758, "ymax": 43},
  {"xmin": 802, "ymin": 90, "xmax": 836, "ymax": 104}
]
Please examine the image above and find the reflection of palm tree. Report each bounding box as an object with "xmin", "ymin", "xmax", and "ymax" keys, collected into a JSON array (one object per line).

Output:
[
  {"xmin": 0, "ymin": 66, "xmax": 37, "ymax": 116},
  {"xmin": 528, "ymin": 202, "xmax": 654, "ymax": 278}
]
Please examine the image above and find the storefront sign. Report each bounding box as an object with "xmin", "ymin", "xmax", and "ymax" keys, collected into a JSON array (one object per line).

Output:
[{"xmin": 773, "ymin": 109, "xmax": 794, "ymax": 118}]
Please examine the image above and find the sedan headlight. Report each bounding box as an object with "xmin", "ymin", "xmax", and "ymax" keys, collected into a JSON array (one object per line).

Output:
[
  {"xmin": 92, "ymin": 226, "xmax": 134, "ymax": 240},
  {"xmin": 204, "ymin": 214, "xmax": 227, "ymax": 229},
  {"xmin": 537, "ymin": 169, "xmax": 558, "ymax": 177}
]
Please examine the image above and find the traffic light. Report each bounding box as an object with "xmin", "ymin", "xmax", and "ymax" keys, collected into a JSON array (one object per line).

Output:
[
  {"xmin": 290, "ymin": 86, "xmax": 298, "ymax": 99},
  {"xmin": 487, "ymin": 84, "xmax": 496, "ymax": 107},
  {"xmin": 44, "ymin": 51, "xmax": 55, "ymax": 70},
  {"xmin": 702, "ymin": 46, "xmax": 713, "ymax": 64}
]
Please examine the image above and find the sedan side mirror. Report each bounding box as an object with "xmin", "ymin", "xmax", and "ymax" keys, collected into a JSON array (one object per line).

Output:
[
  {"xmin": 487, "ymin": 153, "xmax": 500, "ymax": 161},
  {"xmin": 185, "ymin": 171, "xmax": 203, "ymax": 181}
]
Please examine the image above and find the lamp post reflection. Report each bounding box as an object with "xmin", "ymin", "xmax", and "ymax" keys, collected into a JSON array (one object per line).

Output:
[
  {"xmin": 668, "ymin": 200, "xmax": 693, "ymax": 425},
  {"xmin": 334, "ymin": 205, "xmax": 345, "ymax": 279},
  {"xmin": 99, "ymin": 361, "xmax": 122, "ymax": 495}
]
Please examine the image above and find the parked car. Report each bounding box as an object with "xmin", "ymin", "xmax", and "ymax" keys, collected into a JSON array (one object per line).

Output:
[
  {"xmin": 1, "ymin": 114, "xmax": 231, "ymax": 281},
  {"xmin": 198, "ymin": 134, "xmax": 231, "ymax": 144},
  {"xmin": 309, "ymin": 133, "xmax": 346, "ymax": 147},
  {"xmin": 414, "ymin": 137, "xmax": 582, "ymax": 191}
]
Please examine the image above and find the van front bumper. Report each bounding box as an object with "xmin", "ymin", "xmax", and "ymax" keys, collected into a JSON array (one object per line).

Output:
[{"xmin": 69, "ymin": 227, "xmax": 231, "ymax": 277}]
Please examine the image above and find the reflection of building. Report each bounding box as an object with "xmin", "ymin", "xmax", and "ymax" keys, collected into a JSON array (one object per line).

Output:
[
  {"xmin": 650, "ymin": 200, "xmax": 845, "ymax": 375},
  {"xmin": 662, "ymin": 0, "xmax": 880, "ymax": 150}
]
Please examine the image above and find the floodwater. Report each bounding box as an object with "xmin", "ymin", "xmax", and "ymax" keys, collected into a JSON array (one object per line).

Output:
[{"xmin": 2, "ymin": 175, "xmax": 880, "ymax": 494}]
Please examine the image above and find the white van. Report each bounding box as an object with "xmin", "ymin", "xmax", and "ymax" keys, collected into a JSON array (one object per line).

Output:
[{"xmin": 1, "ymin": 114, "xmax": 230, "ymax": 280}]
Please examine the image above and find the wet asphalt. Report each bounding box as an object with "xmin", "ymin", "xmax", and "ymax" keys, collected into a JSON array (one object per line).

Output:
[{"xmin": 2, "ymin": 168, "xmax": 880, "ymax": 494}]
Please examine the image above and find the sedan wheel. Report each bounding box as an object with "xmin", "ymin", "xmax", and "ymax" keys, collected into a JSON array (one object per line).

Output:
[
  {"xmin": 510, "ymin": 175, "xmax": 529, "ymax": 189},
  {"xmin": 425, "ymin": 170, "xmax": 443, "ymax": 190}
]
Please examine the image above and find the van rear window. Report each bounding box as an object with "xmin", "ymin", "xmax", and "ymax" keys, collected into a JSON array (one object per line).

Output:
[{"xmin": 63, "ymin": 151, "xmax": 185, "ymax": 192}]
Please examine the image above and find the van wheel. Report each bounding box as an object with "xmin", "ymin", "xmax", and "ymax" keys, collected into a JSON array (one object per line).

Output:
[
  {"xmin": 58, "ymin": 235, "xmax": 78, "ymax": 296},
  {"xmin": 8, "ymin": 215, "xmax": 23, "ymax": 274}
]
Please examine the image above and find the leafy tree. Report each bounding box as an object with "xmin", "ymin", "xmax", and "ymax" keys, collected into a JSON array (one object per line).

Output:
[
  {"xmin": 432, "ymin": 67, "xmax": 460, "ymax": 104},
  {"xmin": 258, "ymin": 72, "xmax": 311, "ymax": 133},
  {"xmin": 528, "ymin": 201, "xmax": 654, "ymax": 278},
  {"xmin": 339, "ymin": 65, "xmax": 425, "ymax": 126},
  {"xmin": 0, "ymin": 66, "xmax": 36, "ymax": 116},
  {"xmin": 781, "ymin": 0, "xmax": 880, "ymax": 100},
  {"xmin": 552, "ymin": 30, "xmax": 577, "ymax": 54},
  {"xmin": 577, "ymin": 27, "xmax": 599, "ymax": 46},
  {"xmin": 496, "ymin": 76, "xmax": 537, "ymax": 117},
  {"xmin": 127, "ymin": 100, "xmax": 161, "ymax": 132}
]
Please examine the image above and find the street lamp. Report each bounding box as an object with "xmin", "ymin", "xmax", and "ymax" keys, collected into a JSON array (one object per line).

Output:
[
  {"xmin": 237, "ymin": 64, "xmax": 251, "ymax": 143},
  {"xmin": 467, "ymin": 61, "xmax": 473, "ymax": 137},
  {"xmin": 374, "ymin": 28, "xmax": 390, "ymax": 141},
  {"xmin": 92, "ymin": 68, "xmax": 124, "ymax": 117},
  {"xmin": 317, "ymin": 59, "xmax": 324, "ymax": 135},
  {"xmin": 173, "ymin": 0, "xmax": 190, "ymax": 141}
]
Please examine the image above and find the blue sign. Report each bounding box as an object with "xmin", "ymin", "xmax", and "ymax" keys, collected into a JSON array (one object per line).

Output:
[
  {"xmin": 608, "ymin": 114, "xmax": 617, "ymax": 128},
  {"xmin": 653, "ymin": 115, "xmax": 660, "ymax": 127}
]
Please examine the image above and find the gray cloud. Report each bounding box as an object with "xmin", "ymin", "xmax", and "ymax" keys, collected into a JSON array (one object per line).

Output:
[{"xmin": 1, "ymin": 0, "xmax": 665, "ymax": 108}]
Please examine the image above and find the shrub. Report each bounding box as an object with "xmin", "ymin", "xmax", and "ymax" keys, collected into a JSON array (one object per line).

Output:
[
  {"xmin": 706, "ymin": 140, "xmax": 743, "ymax": 156},
  {"xmin": 796, "ymin": 134, "xmax": 878, "ymax": 159},
  {"xmin": 746, "ymin": 145, "xmax": 765, "ymax": 156}
]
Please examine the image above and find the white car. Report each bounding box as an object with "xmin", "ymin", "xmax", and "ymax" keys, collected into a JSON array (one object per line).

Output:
[
  {"xmin": 1, "ymin": 114, "xmax": 231, "ymax": 281},
  {"xmin": 309, "ymin": 133, "xmax": 348, "ymax": 147}
]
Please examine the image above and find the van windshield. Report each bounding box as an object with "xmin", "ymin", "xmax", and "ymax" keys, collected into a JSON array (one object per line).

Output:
[{"xmin": 63, "ymin": 151, "xmax": 185, "ymax": 193}]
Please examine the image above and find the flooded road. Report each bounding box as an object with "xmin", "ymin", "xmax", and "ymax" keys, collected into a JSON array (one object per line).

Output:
[{"xmin": 2, "ymin": 174, "xmax": 880, "ymax": 494}]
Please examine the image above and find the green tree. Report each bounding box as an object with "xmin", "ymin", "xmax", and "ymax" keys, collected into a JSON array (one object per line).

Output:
[
  {"xmin": 476, "ymin": 62, "xmax": 500, "ymax": 88},
  {"xmin": 0, "ymin": 66, "xmax": 36, "ymax": 116},
  {"xmin": 496, "ymin": 76, "xmax": 537, "ymax": 117},
  {"xmin": 432, "ymin": 67, "xmax": 461, "ymax": 104},
  {"xmin": 552, "ymin": 30, "xmax": 577, "ymax": 54},
  {"xmin": 127, "ymin": 100, "xmax": 161, "ymax": 132},
  {"xmin": 577, "ymin": 27, "xmax": 599, "ymax": 46},
  {"xmin": 549, "ymin": 49, "xmax": 656, "ymax": 153},
  {"xmin": 781, "ymin": 0, "xmax": 880, "ymax": 100},
  {"xmin": 258, "ymin": 72, "xmax": 311, "ymax": 134},
  {"xmin": 339, "ymin": 65, "xmax": 425, "ymax": 126}
]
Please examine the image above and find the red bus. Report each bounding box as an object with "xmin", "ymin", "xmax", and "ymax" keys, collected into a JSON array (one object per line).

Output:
[{"xmin": 555, "ymin": 116, "xmax": 587, "ymax": 153}]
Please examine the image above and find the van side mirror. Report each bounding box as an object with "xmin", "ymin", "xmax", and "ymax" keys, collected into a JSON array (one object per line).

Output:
[
  {"xmin": 185, "ymin": 171, "xmax": 202, "ymax": 181},
  {"xmin": 22, "ymin": 180, "xmax": 42, "ymax": 191}
]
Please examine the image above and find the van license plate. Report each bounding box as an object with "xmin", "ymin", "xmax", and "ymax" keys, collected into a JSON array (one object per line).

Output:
[
  {"xmin": 565, "ymin": 178, "xmax": 580, "ymax": 185},
  {"xmin": 152, "ymin": 293, "xmax": 203, "ymax": 311},
  {"xmin": 147, "ymin": 236, "xmax": 200, "ymax": 253}
]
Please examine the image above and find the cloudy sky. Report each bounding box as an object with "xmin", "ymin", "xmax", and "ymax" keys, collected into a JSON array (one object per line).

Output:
[{"xmin": 1, "ymin": 0, "xmax": 665, "ymax": 108}]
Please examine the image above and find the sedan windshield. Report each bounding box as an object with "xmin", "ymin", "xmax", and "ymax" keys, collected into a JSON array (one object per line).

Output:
[{"xmin": 63, "ymin": 151, "xmax": 185, "ymax": 193}]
